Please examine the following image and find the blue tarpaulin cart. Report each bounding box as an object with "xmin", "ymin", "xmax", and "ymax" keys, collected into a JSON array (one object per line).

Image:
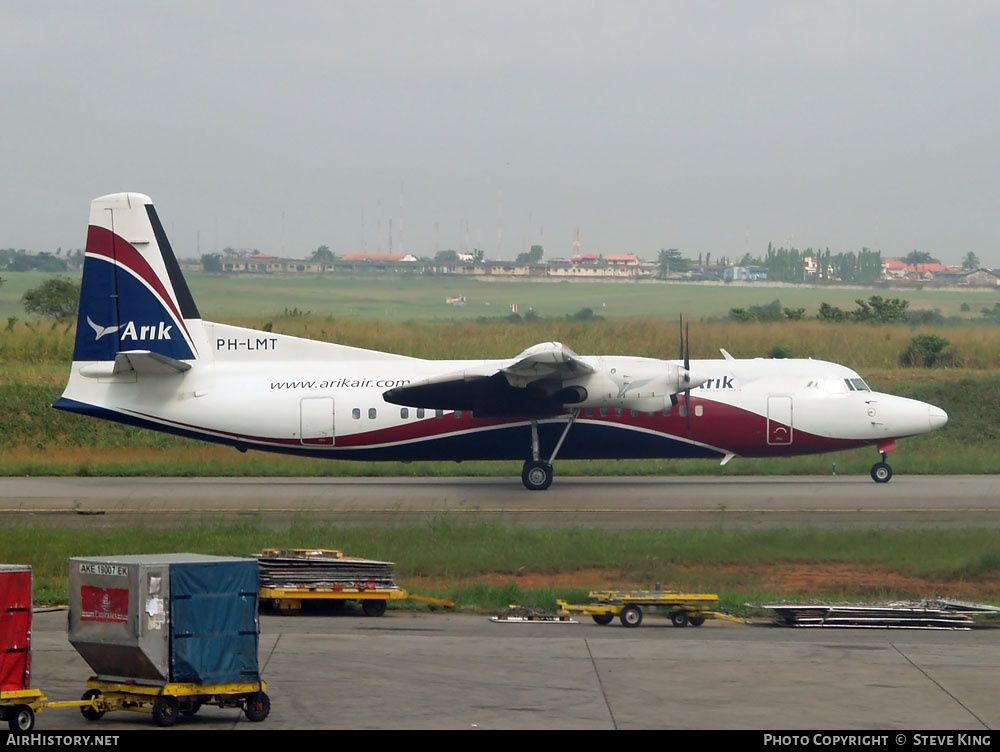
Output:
[{"xmin": 54, "ymin": 554, "xmax": 270, "ymax": 726}]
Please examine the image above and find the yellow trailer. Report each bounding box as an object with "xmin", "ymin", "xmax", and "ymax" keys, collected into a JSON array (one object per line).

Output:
[
  {"xmin": 557, "ymin": 590, "xmax": 746, "ymax": 628},
  {"xmin": 45, "ymin": 678, "xmax": 270, "ymax": 727},
  {"xmin": 261, "ymin": 586, "xmax": 454, "ymax": 615},
  {"xmin": 1, "ymin": 689, "xmax": 47, "ymax": 732}
]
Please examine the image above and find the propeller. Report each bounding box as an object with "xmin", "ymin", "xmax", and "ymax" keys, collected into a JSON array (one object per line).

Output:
[
  {"xmin": 684, "ymin": 319, "xmax": 693, "ymax": 432},
  {"xmin": 677, "ymin": 316, "xmax": 693, "ymax": 434}
]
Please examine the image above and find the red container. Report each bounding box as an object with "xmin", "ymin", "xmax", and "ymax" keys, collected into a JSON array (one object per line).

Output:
[{"xmin": 0, "ymin": 565, "xmax": 32, "ymax": 692}]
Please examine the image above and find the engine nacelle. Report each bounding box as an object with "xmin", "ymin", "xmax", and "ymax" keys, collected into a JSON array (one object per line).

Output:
[{"xmin": 556, "ymin": 359, "xmax": 700, "ymax": 410}]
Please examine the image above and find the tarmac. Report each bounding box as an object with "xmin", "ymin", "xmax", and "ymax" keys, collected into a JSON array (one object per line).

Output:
[
  {"xmin": 3, "ymin": 474, "xmax": 1000, "ymax": 529},
  {"xmin": 24, "ymin": 608, "xmax": 1000, "ymax": 730}
]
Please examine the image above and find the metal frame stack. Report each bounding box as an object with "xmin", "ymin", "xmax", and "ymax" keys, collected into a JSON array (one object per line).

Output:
[{"xmin": 752, "ymin": 599, "xmax": 1000, "ymax": 629}]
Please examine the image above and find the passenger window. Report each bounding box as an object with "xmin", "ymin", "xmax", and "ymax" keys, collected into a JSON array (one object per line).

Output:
[
  {"xmin": 694, "ymin": 405, "xmax": 704, "ymax": 417},
  {"xmin": 455, "ymin": 410, "xmax": 463, "ymax": 419},
  {"xmin": 600, "ymin": 407, "xmax": 608, "ymax": 417},
  {"xmin": 435, "ymin": 409, "xmax": 444, "ymax": 418},
  {"xmin": 368, "ymin": 408, "xmax": 377, "ymax": 419},
  {"xmin": 400, "ymin": 408, "xmax": 409, "ymax": 419},
  {"xmin": 417, "ymin": 408, "xmax": 425, "ymax": 419},
  {"xmin": 352, "ymin": 408, "xmax": 360, "ymax": 419},
  {"xmin": 615, "ymin": 408, "xmax": 623, "ymax": 417}
]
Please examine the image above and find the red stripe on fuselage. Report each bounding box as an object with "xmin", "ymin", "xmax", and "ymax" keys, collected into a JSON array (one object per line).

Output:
[{"xmin": 130, "ymin": 396, "xmax": 866, "ymax": 457}]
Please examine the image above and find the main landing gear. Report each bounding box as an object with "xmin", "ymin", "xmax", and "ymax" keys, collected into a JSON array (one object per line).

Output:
[{"xmin": 521, "ymin": 410, "xmax": 579, "ymax": 491}]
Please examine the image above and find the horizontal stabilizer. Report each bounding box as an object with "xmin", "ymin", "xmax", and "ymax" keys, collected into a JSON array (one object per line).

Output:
[{"xmin": 79, "ymin": 350, "xmax": 192, "ymax": 378}]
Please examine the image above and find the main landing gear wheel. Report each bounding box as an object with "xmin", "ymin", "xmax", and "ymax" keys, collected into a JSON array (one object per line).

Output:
[
  {"xmin": 870, "ymin": 461, "xmax": 893, "ymax": 483},
  {"xmin": 521, "ymin": 460, "xmax": 553, "ymax": 491}
]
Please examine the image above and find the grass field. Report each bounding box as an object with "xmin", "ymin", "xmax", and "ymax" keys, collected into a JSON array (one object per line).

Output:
[
  {"xmin": 5, "ymin": 521, "xmax": 1000, "ymax": 610},
  {"xmin": 3, "ymin": 270, "xmax": 1000, "ymax": 322},
  {"xmin": 2, "ymin": 314, "xmax": 998, "ymax": 475}
]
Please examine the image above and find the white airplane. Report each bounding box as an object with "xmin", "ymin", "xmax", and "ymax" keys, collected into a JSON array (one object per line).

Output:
[{"xmin": 56, "ymin": 193, "xmax": 948, "ymax": 490}]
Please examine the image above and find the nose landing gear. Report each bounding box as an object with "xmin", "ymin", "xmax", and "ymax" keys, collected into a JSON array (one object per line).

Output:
[{"xmin": 870, "ymin": 452, "xmax": 893, "ymax": 483}]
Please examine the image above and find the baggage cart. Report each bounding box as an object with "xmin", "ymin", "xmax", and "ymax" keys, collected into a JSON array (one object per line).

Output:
[{"xmin": 557, "ymin": 589, "xmax": 746, "ymax": 628}]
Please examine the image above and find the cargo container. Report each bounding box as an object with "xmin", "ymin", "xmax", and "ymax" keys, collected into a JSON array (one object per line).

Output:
[
  {"xmin": 1, "ymin": 565, "xmax": 46, "ymax": 731},
  {"xmin": 0, "ymin": 565, "xmax": 31, "ymax": 693},
  {"xmin": 68, "ymin": 554, "xmax": 260, "ymax": 685}
]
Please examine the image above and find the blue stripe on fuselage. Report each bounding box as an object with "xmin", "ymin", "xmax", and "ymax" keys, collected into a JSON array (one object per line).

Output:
[{"xmin": 52, "ymin": 398, "xmax": 724, "ymax": 462}]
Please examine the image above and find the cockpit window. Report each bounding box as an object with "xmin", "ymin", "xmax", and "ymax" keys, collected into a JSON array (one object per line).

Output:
[{"xmin": 844, "ymin": 378, "xmax": 871, "ymax": 392}]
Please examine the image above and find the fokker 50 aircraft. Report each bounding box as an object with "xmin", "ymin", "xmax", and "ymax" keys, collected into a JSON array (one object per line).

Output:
[{"xmin": 56, "ymin": 193, "xmax": 948, "ymax": 489}]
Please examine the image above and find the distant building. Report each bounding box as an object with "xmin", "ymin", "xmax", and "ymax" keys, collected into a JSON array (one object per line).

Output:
[
  {"xmin": 605, "ymin": 254, "xmax": 639, "ymax": 266},
  {"xmin": 340, "ymin": 253, "xmax": 418, "ymax": 263},
  {"xmin": 963, "ymin": 269, "xmax": 1000, "ymax": 287},
  {"xmin": 222, "ymin": 255, "xmax": 332, "ymax": 273},
  {"xmin": 906, "ymin": 262, "xmax": 952, "ymax": 280},
  {"xmin": 803, "ymin": 256, "xmax": 834, "ymax": 278},
  {"xmin": 882, "ymin": 259, "xmax": 908, "ymax": 279},
  {"xmin": 724, "ymin": 266, "xmax": 767, "ymax": 282}
]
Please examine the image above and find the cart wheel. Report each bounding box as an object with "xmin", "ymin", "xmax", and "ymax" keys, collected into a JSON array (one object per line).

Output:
[
  {"xmin": 152, "ymin": 696, "xmax": 180, "ymax": 727},
  {"xmin": 671, "ymin": 610, "xmax": 690, "ymax": 627},
  {"xmin": 181, "ymin": 701, "xmax": 203, "ymax": 717},
  {"xmin": 592, "ymin": 613, "xmax": 614, "ymax": 625},
  {"xmin": 689, "ymin": 616, "xmax": 706, "ymax": 627},
  {"xmin": 244, "ymin": 692, "xmax": 270, "ymax": 722},
  {"xmin": 80, "ymin": 689, "xmax": 106, "ymax": 721},
  {"xmin": 362, "ymin": 599, "xmax": 387, "ymax": 617},
  {"xmin": 619, "ymin": 605, "xmax": 643, "ymax": 628},
  {"xmin": 7, "ymin": 705, "xmax": 34, "ymax": 732}
]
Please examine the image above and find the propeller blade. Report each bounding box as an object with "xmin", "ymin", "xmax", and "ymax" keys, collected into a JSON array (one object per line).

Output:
[
  {"xmin": 684, "ymin": 322, "xmax": 690, "ymax": 373},
  {"xmin": 685, "ymin": 321, "xmax": 692, "ymax": 434}
]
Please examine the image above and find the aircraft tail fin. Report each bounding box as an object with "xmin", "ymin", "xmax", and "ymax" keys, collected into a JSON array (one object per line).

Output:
[{"xmin": 72, "ymin": 193, "xmax": 201, "ymax": 362}]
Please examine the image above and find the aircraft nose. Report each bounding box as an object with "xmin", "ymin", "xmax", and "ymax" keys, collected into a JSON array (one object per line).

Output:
[{"xmin": 928, "ymin": 405, "xmax": 948, "ymax": 431}]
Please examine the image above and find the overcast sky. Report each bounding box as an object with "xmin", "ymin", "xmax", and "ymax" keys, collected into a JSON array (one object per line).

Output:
[{"xmin": 3, "ymin": 1, "xmax": 999, "ymax": 265}]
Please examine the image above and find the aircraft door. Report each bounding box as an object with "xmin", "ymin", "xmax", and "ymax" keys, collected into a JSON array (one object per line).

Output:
[
  {"xmin": 767, "ymin": 395, "xmax": 793, "ymax": 445},
  {"xmin": 300, "ymin": 397, "xmax": 335, "ymax": 446}
]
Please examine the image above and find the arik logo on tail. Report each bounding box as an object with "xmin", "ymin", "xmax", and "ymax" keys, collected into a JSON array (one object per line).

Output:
[
  {"xmin": 88, "ymin": 318, "xmax": 172, "ymax": 341},
  {"xmin": 120, "ymin": 321, "xmax": 173, "ymax": 341},
  {"xmin": 87, "ymin": 316, "xmax": 121, "ymax": 341}
]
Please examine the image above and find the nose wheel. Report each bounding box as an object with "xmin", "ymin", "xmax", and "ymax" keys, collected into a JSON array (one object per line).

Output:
[{"xmin": 870, "ymin": 453, "xmax": 893, "ymax": 483}]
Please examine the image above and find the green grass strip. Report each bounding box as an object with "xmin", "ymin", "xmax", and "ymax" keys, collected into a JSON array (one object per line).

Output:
[{"xmin": 6, "ymin": 520, "xmax": 998, "ymax": 608}]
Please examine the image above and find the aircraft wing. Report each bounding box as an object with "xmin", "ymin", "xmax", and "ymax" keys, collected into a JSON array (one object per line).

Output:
[{"xmin": 383, "ymin": 342, "xmax": 593, "ymax": 417}]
